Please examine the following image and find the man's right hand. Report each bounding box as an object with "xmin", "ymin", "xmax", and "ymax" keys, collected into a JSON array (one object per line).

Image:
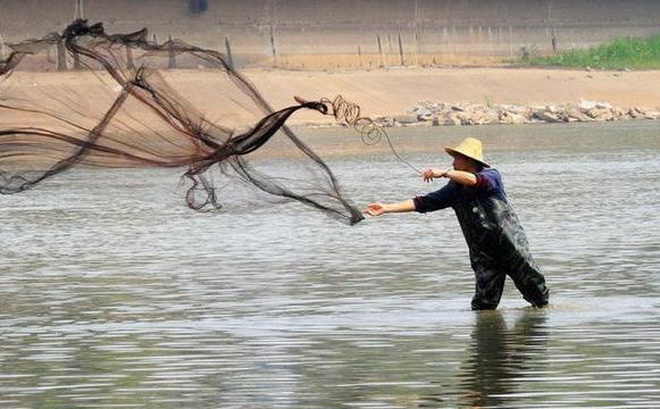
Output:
[{"xmin": 363, "ymin": 202, "xmax": 386, "ymax": 216}]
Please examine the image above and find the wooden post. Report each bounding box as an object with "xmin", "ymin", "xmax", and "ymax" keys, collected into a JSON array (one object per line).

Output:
[
  {"xmin": 357, "ymin": 45, "xmax": 362, "ymax": 68},
  {"xmin": 398, "ymin": 32, "xmax": 405, "ymax": 66},
  {"xmin": 168, "ymin": 34, "xmax": 176, "ymax": 69},
  {"xmin": 377, "ymin": 35, "xmax": 384, "ymax": 68},
  {"xmin": 269, "ymin": 26, "xmax": 277, "ymax": 66},
  {"xmin": 57, "ymin": 39, "xmax": 68, "ymax": 71},
  {"xmin": 75, "ymin": 0, "xmax": 85, "ymax": 19},
  {"xmin": 126, "ymin": 46, "xmax": 135, "ymax": 70},
  {"xmin": 414, "ymin": 29, "xmax": 421, "ymax": 65},
  {"xmin": 225, "ymin": 36, "xmax": 234, "ymax": 70},
  {"xmin": 0, "ymin": 34, "xmax": 5, "ymax": 60},
  {"xmin": 387, "ymin": 34, "xmax": 393, "ymax": 64},
  {"xmin": 72, "ymin": 53, "xmax": 82, "ymax": 70},
  {"xmin": 266, "ymin": 0, "xmax": 277, "ymax": 66},
  {"xmin": 414, "ymin": 0, "xmax": 421, "ymax": 64},
  {"xmin": 509, "ymin": 26, "xmax": 514, "ymax": 61}
]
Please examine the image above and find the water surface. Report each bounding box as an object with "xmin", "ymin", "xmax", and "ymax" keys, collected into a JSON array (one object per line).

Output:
[{"xmin": 1, "ymin": 121, "xmax": 659, "ymax": 408}]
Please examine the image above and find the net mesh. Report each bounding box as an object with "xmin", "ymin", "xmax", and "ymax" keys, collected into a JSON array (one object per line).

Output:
[{"xmin": 0, "ymin": 20, "xmax": 363, "ymax": 224}]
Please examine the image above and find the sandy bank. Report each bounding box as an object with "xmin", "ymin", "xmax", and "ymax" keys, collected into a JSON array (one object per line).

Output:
[
  {"xmin": 3, "ymin": 66, "xmax": 660, "ymax": 128},
  {"xmin": 242, "ymin": 67, "xmax": 660, "ymax": 125}
]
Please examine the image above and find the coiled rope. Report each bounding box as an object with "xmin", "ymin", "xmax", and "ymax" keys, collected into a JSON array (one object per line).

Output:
[{"xmin": 297, "ymin": 95, "xmax": 421, "ymax": 174}]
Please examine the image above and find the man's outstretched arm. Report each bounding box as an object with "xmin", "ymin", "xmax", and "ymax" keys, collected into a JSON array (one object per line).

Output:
[{"xmin": 364, "ymin": 199, "xmax": 416, "ymax": 216}]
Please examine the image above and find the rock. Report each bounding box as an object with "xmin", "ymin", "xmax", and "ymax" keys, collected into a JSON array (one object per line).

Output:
[
  {"xmin": 471, "ymin": 111, "xmax": 500, "ymax": 125},
  {"xmin": 375, "ymin": 116, "xmax": 395, "ymax": 127},
  {"xmin": 402, "ymin": 100, "xmax": 658, "ymax": 127},
  {"xmin": 586, "ymin": 108, "xmax": 615, "ymax": 121},
  {"xmin": 499, "ymin": 110, "xmax": 527, "ymax": 124},
  {"xmin": 631, "ymin": 107, "xmax": 659, "ymax": 119},
  {"xmin": 644, "ymin": 110, "xmax": 660, "ymax": 120},
  {"xmin": 610, "ymin": 106, "xmax": 627, "ymax": 120},
  {"xmin": 393, "ymin": 114, "xmax": 418, "ymax": 125},
  {"xmin": 532, "ymin": 109, "xmax": 565, "ymax": 123},
  {"xmin": 413, "ymin": 106, "xmax": 433, "ymax": 121},
  {"xmin": 446, "ymin": 113, "xmax": 463, "ymax": 126},
  {"xmin": 565, "ymin": 107, "xmax": 593, "ymax": 122},
  {"xmin": 579, "ymin": 100, "xmax": 612, "ymax": 110}
]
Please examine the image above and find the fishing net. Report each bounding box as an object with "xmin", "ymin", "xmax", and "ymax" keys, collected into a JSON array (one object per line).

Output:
[{"xmin": 0, "ymin": 20, "xmax": 363, "ymax": 224}]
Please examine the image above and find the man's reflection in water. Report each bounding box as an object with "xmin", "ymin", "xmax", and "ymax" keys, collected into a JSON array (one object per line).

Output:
[
  {"xmin": 459, "ymin": 309, "xmax": 548, "ymax": 408},
  {"xmin": 418, "ymin": 309, "xmax": 548, "ymax": 408}
]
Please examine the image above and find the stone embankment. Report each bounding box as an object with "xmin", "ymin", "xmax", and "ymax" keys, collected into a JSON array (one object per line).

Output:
[{"xmin": 377, "ymin": 100, "xmax": 660, "ymax": 127}]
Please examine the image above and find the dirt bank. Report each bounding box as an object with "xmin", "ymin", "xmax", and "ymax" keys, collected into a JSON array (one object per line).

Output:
[
  {"xmin": 3, "ymin": 66, "xmax": 660, "ymax": 128},
  {"xmin": 241, "ymin": 66, "xmax": 660, "ymax": 125}
]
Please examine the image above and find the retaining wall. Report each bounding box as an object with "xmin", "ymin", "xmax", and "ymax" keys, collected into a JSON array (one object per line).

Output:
[{"xmin": 1, "ymin": 0, "xmax": 659, "ymax": 69}]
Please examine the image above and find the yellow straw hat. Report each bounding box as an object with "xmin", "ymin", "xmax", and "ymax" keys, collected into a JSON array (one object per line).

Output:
[{"xmin": 444, "ymin": 137, "xmax": 490, "ymax": 168}]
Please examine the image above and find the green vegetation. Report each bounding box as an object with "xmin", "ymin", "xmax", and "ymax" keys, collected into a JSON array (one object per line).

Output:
[{"xmin": 529, "ymin": 34, "xmax": 660, "ymax": 70}]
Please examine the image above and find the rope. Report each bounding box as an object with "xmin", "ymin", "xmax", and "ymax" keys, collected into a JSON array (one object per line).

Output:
[{"xmin": 316, "ymin": 95, "xmax": 421, "ymax": 174}]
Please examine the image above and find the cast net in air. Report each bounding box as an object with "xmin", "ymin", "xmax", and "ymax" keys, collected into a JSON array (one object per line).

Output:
[{"xmin": 0, "ymin": 20, "xmax": 364, "ymax": 224}]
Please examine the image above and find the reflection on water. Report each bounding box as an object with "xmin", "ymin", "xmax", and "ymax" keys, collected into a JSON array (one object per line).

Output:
[
  {"xmin": 457, "ymin": 311, "xmax": 548, "ymax": 408},
  {"xmin": 0, "ymin": 121, "xmax": 659, "ymax": 408},
  {"xmin": 417, "ymin": 310, "xmax": 549, "ymax": 408}
]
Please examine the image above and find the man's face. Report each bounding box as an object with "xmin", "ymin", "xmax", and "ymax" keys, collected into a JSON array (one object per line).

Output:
[{"xmin": 452, "ymin": 154, "xmax": 473, "ymax": 171}]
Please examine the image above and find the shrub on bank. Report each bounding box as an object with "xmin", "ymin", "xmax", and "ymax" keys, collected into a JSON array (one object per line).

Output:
[{"xmin": 530, "ymin": 34, "xmax": 660, "ymax": 70}]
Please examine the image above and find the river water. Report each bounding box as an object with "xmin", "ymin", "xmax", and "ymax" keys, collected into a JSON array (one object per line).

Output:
[{"xmin": 1, "ymin": 121, "xmax": 659, "ymax": 408}]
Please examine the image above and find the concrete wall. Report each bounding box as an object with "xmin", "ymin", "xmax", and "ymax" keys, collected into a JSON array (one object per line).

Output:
[{"xmin": 1, "ymin": 0, "xmax": 660, "ymax": 68}]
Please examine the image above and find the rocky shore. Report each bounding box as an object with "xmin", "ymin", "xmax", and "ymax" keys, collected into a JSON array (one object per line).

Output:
[
  {"xmin": 377, "ymin": 100, "xmax": 660, "ymax": 128},
  {"xmin": 237, "ymin": 67, "xmax": 660, "ymax": 129}
]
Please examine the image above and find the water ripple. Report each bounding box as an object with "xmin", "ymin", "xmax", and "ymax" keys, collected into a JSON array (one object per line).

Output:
[{"xmin": 1, "ymin": 122, "xmax": 659, "ymax": 408}]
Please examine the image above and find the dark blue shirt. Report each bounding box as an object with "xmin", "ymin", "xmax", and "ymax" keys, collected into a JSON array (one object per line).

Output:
[
  {"xmin": 412, "ymin": 167, "xmax": 524, "ymax": 261},
  {"xmin": 413, "ymin": 168, "xmax": 507, "ymax": 213}
]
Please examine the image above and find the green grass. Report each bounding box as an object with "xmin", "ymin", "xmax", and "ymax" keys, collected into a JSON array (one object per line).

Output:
[{"xmin": 529, "ymin": 34, "xmax": 660, "ymax": 70}]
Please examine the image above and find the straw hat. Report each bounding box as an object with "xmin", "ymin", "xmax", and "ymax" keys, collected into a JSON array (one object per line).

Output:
[{"xmin": 444, "ymin": 137, "xmax": 490, "ymax": 168}]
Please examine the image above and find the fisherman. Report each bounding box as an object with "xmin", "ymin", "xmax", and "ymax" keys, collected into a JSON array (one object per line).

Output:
[{"xmin": 364, "ymin": 137, "xmax": 549, "ymax": 310}]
